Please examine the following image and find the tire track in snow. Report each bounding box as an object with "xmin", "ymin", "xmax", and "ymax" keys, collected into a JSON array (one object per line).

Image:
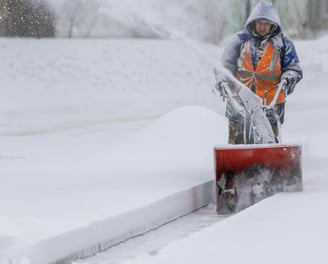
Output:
[{"xmin": 72, "ymin": 205, "xmax": 226, "ymax": 264}]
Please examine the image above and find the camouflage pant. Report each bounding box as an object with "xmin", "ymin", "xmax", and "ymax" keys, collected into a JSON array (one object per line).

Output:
[{"xmin": 228, "ymin": 119, "xmax": 279, "ymax": 144}]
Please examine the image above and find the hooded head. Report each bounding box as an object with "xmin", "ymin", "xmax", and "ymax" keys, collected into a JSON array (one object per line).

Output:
[{"xmin": 244, "ymin": 1, "xmax": 282, "ymax": 36}]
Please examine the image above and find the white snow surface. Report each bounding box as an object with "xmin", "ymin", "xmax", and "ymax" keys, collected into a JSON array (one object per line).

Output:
[{"xmin": 0, "ymin": 35, "xmax": 327, "ymax": 264}]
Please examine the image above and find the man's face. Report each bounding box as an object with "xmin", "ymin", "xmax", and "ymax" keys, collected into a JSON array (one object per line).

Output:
[{"xmin": 255, "ymin": 20, "xmax": 273, "ymax": 37}]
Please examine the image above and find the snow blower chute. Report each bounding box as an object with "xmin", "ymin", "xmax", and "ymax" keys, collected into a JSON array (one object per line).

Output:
[{"xmin": 213, "ymin": 69, "xmax": 302, "ymax": 214}]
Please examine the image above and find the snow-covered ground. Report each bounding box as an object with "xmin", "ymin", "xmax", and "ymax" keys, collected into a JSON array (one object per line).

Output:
[{"xmin": 0, "ymin": 35, "xmax": 328, "ymax": 264}]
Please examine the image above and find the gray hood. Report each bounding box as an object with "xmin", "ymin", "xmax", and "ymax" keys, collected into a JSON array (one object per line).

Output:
[{"xmin": 244, "ymin": 1, "xmax": 282, "ymax": 35}]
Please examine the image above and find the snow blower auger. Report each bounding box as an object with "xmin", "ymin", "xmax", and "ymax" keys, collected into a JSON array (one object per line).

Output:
[{"xmin": 213, "ymin": 68, "xmax": 302, "ymax": 214}]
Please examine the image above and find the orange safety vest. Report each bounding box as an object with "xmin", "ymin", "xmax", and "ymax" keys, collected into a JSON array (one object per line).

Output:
[{"xmin": 236, "ymin": 39, "xmax": 285, "ymax": 105}]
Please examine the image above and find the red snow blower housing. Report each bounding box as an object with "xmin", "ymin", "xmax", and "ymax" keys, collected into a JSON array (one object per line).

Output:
[{"xmin": 214, "ymin": 144, "xmax": 302, "ymax": 214}]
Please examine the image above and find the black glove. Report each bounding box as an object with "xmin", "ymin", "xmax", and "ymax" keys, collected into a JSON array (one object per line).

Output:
[
  {"xmin": 215, "ymin": 81, "xmax": 226, "ymax": 97},
  {"xmin": 281, "ymin": 71, "xmax": 297, "ymax": 95}
]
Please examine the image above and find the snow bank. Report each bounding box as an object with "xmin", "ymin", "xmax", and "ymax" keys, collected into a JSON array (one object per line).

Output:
[{"xmin": 0, "ymin": 104, "xmax": 227, "ymax": 264}]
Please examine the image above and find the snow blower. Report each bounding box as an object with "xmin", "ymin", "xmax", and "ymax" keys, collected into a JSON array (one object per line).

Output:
[{"xmin": 213, "ymin": 69, "xmax": 302, "ymax": 214}]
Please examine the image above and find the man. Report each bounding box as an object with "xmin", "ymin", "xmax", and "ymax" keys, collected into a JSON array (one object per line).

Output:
[{"xmin": 219, "ymin": 1, "xmax": 302, "ymax": 144}]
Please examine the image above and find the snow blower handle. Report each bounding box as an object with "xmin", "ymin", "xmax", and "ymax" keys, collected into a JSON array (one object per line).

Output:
[
  {"xmin": 214, "ymin": 68, "xmax": 238, "ymax": 99},
  {"xmin": 265, "ymin": 79, "xmax": 288, "ymax": 110},
  {"xmin": 213, "ymin": 69, "xmax": 246, "ymax": 117},
  {"xmin": 213, "ymin": 68, "xmax": 241, "ymax": 95},
  {"xmin": 214, "ymin": 68, "xmax": 229, "ymax": 101}
]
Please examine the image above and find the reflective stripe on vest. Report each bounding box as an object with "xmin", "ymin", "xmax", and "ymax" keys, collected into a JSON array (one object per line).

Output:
[{"xmin": 236, "ymin": 39, "xmax": 285, "ymax": 105}]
